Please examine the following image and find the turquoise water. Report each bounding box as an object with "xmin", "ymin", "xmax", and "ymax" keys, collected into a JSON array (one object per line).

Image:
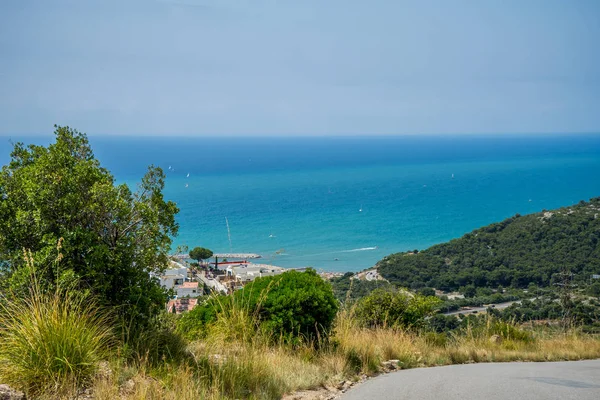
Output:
[{"xmin": 2, "ymin": 134, "xmax": 600, "ymax": 271}]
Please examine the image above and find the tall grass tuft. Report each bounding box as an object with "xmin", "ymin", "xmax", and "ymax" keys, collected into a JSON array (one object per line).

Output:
[{"xmin": 0, "ymin": 258, "xmax": 113, "ymax": 398}]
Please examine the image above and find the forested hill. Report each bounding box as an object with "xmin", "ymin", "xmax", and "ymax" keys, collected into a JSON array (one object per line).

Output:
[{"xmin": 377, "ymin": 198, "xmax": 600, "ymax": 291}]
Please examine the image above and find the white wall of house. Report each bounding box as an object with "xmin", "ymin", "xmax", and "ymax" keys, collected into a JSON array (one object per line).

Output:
[
  {"xmin": 176, "ymin": 285, "xmax": 200, "ymax": 298},
  {"xmin": 160, "ymin": 274, "xmax": 185, "ymax": 290}
]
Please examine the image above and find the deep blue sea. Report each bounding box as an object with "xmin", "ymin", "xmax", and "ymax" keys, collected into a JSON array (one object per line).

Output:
[{"xmin": 2, "ymin": 134, "xmax": 600, "ymax": 272}]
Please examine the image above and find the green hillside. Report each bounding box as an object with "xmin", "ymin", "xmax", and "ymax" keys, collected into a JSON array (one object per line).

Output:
[{"xmin": 377, "ymin": 197, "xmax": 600, "ymax": 291}]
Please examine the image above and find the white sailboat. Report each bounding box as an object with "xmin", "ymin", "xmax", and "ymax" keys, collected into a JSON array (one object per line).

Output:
[
  {"xmin": 186, "ymin": 173, "xmax": 190, "ymax": 178},
  {"xmin": 359, "ymin": 204, "xmax": 363, "ymax": 212}
]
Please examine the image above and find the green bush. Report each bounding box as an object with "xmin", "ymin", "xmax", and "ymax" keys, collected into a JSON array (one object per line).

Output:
[
  {"xmin": 0, "ymin": 283, "xmax": 113, "ymax": 397},
  {"xmin": 127, "ymin": 312, "xmax": 190, "ymax": 365},
  {"xmin": 424, "ymin": 332, "xmax": 448, "ymax": 347},
  {"xmin": 427, "ymin": 313, "xmax": 461, "ymax": 333},
  {"xmin": 353, "ymin": 289, "xmax": 440, "ymax": 329},
  {"xmin": 177, "ymin": 296, "xmax": 221, "ymax": 340},
  {"xmin": 461, "ymin": 316, "xmax": 534, "ymax": 343},
  {"xmin": 178, "ymin": 269, "xmax": 338, "ymax": 343}
]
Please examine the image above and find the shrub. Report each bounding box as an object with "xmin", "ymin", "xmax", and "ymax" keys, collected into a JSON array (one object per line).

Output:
[
  {"xmin": 177, "ymin": 295, "xmax": 231, "ymax": 340},
  {"xmin": 178, "ymin": 269, "xmax": 338, "ymax": 343},
  {"xmin": 353, "ymin": 289, "xmax": 440, "ymax": 329},
  {"xmin": 127, "ymin": 312, "xmax": 190, "ymax": 365},
  {"xmin": 423, "ymin": 332, "xmax": 448, "ymax": 347},
  {"xmin": 461, "ymin": 315, "xmax": 535, "ymax": 343},
  {"xmin": 0, "ymin": 281, "xmax": 113, "ymax": 397},
  {"xmin": 428, "ymin": 314, "xmax": 461, "ymax": 333}
]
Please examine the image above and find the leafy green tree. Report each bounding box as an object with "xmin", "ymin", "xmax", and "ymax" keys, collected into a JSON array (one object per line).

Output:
[
  {"xmin": 189, "ymin": 247, "xmax": 213, "ymax": 264},
  {"xmin": 461, "ymin": 285, "xmax": 477, "ymax": 298},
  {"xmin": 0, "ymin": 126, "xmax": 179, "ymax": 331}
]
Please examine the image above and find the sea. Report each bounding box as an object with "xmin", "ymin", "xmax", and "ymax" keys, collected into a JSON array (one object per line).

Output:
[{"xmin": 1, "ymin": 134, "xmax": 600, "ymax": 272}]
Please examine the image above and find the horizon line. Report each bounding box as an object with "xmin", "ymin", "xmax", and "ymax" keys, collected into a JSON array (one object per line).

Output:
[{"xmin": 1, "ymin": 131, "xmax": 600, "ymax": 139}]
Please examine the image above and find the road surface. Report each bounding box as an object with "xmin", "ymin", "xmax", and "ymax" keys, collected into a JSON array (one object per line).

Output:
[
  {"xmin": 442, "ymin": 300, "xmax": 520, "ymax": 316},
  {"xmin": 341, "ymin": 360, "xmax": 600, "ymax": 400}
]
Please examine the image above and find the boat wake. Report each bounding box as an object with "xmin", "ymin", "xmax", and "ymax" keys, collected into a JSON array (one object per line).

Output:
[
  {"xmin": 340, "ymin": 247, "xmax": 378, "ymax": 253},
  {"xmin": 296, "ymin": 246, "xmax": 379, "ymax": 258}
]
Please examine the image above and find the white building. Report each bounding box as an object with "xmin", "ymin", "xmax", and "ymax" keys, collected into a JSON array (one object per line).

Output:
[
  {"xmin": 160, "ymin": 262, "xmax": 202, "ymax": 298},
  {"xmin": 175, "ymin": 281, "xmax": 200, "ymax": 298},
  {"xmin": 227, "ymin": 263, "xmax": 285, "ymax": 283},
  {"xmin": 160, "ymin": 266, "xmax": 187, "ymax": 290}
]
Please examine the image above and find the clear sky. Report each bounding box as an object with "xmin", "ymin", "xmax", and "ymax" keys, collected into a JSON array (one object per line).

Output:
[{"xmin": 1, "ymin": 0, "xmax": 599, "ymax": 136}]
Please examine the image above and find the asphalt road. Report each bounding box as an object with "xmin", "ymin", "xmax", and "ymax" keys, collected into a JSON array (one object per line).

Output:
[
  {"xmin": 341, "ymin": 360, "xmax": 600, "ymax": 400},
  {"xmin": 442, "ymin": 300, "xmax": 520, "ymax": 316}
]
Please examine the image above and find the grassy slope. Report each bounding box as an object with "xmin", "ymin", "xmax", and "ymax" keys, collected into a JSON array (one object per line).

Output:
[
  {"xmin": 377, "ymin": 197, "xmax": 600, "ymax": 291},
  {"xmin": 91, "ymin": 313, "xmax": 600, "ymax": 400}
]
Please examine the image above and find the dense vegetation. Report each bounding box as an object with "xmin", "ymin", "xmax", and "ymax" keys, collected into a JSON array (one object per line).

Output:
[
  {"xmin": 329, "ymin": 272, "xmax": 393, "ymax": 302},
  {"xmin": 352, "ymin": 289, "xmax": 439, "ymax": 329},
  {"xmin": 377, "ymin": 199, "xmax": 600, "ymax": 291},
  {"xmin": 0, "ymin": 126, "xmax": 179, "ymax": 331}
]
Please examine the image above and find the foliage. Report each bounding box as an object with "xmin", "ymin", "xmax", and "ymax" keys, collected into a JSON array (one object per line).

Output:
[
  {"xmin": 438, "ymin": 292, "xmax": 520, "ymax": 312},
  {"xmin": 587, "ymin": 282, "xmax": 600, "ymax": 298},
  {"xmin": 417, "ymin": 287, "xmax": 436, "ymax": 297},
  {"xmin": 127, "ymin": 312, "xmax": 191, "ymax": 365},
  {"xmin": 427, "ymin": 314, "xmax": 461, "ymax": 333},
  {"xmin": 378, "ymin": 198, "xmax": 600, "ymax": 291},
  {"xmin": 0, "ymin": 269, "xmax": 113, "ymax": 398},
  {"xmin": 189, "ymin": 246, "xmax": 213, "ymax": 263},
  {"xmin": 497, "ymin": 297, "xmax": 600, "ymax": 326},
  {"xmin": 178, "ymin": 269, "xmax": 338, "ymax": 342},
  {"xmin": 0, "ymin": 126, "xmax": 179, "ymax": 331},
  {"xmin": 462, "ymin": 315, "xmax": 535, "ymax": 343},
  {"xmin": 329, "ymin": 272, "xmax": 393, "ymax": 302},
  {"xmin": 353, "ymin": 289, "xmax": 440, "ymax": 329}
]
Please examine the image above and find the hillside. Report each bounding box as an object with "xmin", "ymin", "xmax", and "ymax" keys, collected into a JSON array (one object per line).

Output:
[{"xmin": 377, "ymin": 197, "xmax": 600, "ymax": 292}]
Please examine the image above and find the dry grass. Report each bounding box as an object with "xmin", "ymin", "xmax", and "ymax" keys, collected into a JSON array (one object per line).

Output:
[
  {"xmin": 4, "ymin": 266, "xmax": 597, "ymax": 400},
  {"xmin": 89, "ymin": 310, "xmax": 600, "ymax": 400}
]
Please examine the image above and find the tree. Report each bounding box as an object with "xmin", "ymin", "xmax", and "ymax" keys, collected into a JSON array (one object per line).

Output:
[
  {"xmin": 460, "ymin": 285, "xmax": 477, "ymax": 298},
  {"xmin": 0, "ymin": 126, "xmax": 179, "ymax": 332},
  {"xmin": 189, "ymin": 247, "xmax": 213, "ymax": 264}
]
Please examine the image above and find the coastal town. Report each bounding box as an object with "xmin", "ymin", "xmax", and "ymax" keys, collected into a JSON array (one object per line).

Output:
[
  {"xmin": 162, "ymin": 248, "xmax": 352, "ymax": 313},
  {"xmin": 163, "ymin": 251, "xmax": 294, "ymax": 313}
]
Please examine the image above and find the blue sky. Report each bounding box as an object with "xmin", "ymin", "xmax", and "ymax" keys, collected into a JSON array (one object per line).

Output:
[{"xmin": 1, "ymin": 0, "xmax": 599, "ymax": 136}]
